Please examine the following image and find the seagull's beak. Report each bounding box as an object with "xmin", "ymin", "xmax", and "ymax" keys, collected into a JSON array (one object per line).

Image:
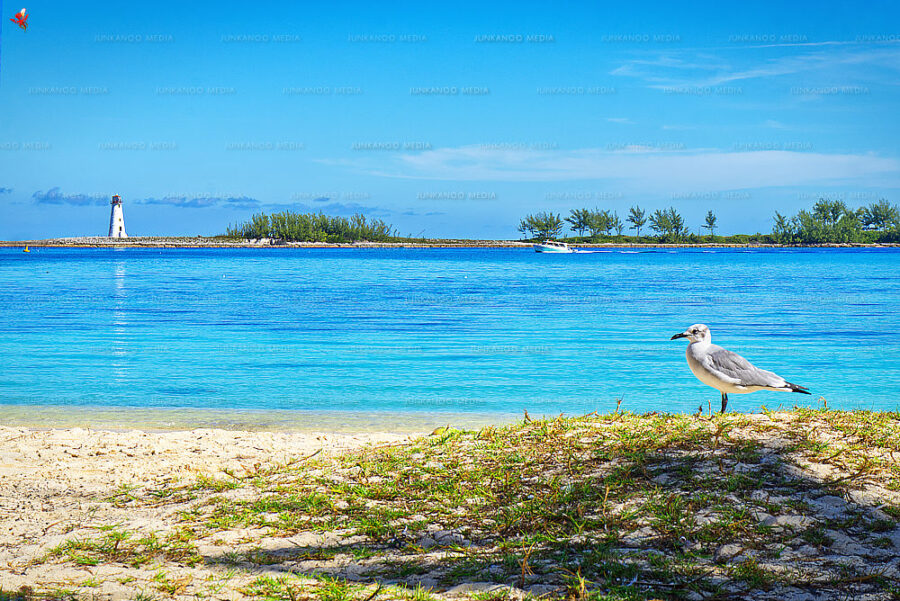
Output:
[{"xmin": 670, "ymin": 332, "xmax": 688, "ymax": 340}]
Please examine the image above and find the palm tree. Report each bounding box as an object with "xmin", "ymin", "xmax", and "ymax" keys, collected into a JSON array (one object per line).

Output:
[
  {"xmin": 518, "ymin": 216, "xmax": 537, "ymax": 238},
  {"xmin": 627, "ymin": 206, "xmax": 647, "ymax": 236},
  {"xmin": 813, "ymin": 198, "xmax": 850, "ymax": 227},
  {"xmin": 649, "ymin": 207, "xmax": 689, "ymax": 241},
  {"xmin": 860, "ymin": 199, "xmax": 900, "ymax": 231},
  {"xmin": 649, "ymin": 209, "xmax": 670, "ymax": 239},
  {"xmin": 520, "ymin": 212, "xmax": 564, "ymax": 239},
  {"xmin": 587, "ymin": 209, "xmax": 609, "ymax": 238},
  {"xmin": 610, "ymin": 211, "xmax": 624, "ymax": 236},
  {"xmin": 772, "ymin": 211, "xmax": 795, "ymax": 244},
  {"xmin": 565, "ymin": 209, "xmax": 591, "ymax": 237},
  {"xmin": 667, "ymin": 207, "xmax": 689, "ymax": 241},
  {"xmin": 704, "ymin": 210, "xmax": 717, "ymax": 237}
]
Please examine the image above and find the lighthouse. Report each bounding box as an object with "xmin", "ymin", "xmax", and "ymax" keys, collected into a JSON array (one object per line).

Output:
[{"xmin": 108, "ymin": 194, "xmax": 128, "ymax": 238}]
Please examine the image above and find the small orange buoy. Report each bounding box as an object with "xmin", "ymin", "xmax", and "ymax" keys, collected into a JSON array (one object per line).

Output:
[{"xmin": 23, "ymin": 246, "xmax": 30, "ymax": 253}]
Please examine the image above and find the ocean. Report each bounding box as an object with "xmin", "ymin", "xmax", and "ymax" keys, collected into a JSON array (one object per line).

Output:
[{"xmin": 1, "ymin": 247, "xmax": 897, "ymax": 429}]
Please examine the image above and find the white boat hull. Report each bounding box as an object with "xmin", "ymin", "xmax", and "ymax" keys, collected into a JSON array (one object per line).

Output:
[{"xmin": 533, "ymin": 243, "xmax": 573, "ymax": 253}]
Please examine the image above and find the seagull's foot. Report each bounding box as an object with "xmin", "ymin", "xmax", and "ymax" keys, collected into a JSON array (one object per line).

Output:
[{"xmin": 721, "ymin": 393, "xmax": 728, "ymax": 414}]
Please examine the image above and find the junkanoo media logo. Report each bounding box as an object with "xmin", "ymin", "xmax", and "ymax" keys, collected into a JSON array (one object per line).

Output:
[{"xmin": 10, "ymin": 8, "xmax": 28, "ymax": 31}]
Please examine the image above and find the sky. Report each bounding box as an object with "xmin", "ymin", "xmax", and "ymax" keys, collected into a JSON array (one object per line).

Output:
[{"xmin": 1, "ymin": 0, "xmax": 899, "ymax": 239}]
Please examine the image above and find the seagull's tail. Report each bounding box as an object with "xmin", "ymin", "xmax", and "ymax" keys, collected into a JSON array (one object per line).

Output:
[{"xmin": 784, "ymin": 381, "xmax": 811, "ymax": 395}]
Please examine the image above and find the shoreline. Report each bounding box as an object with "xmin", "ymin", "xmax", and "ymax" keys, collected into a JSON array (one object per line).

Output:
[
  {"xmin": 2, "ymin": 236, "xmax": 898, "ymax": 249},
  {"xmin": 0, "ymin": 405, "xmax": 517, "ymax": 433}
]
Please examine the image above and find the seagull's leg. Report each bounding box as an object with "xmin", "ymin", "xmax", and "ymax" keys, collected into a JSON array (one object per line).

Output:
[{"xmin": 721, "ymin": 393, "xmax": 728, "ymax": 414}]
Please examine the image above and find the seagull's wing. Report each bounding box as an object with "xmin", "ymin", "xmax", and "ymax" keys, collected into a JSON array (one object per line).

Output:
[{"xmin": 703, "ymin": 345, "xmax": 787, "ymax": 389}]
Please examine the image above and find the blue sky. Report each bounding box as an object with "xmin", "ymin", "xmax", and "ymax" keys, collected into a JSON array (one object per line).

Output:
[{"xmin": 1, "ymin": 0, "xmax": 899, "ymax": 239}]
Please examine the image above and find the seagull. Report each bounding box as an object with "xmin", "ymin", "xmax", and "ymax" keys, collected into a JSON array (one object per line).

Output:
[{"xmin": 670, "ymin": 324, "xmax": 810, "ymax": 413}]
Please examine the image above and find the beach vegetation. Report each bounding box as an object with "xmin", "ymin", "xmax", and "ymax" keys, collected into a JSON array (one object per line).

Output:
[
  {"xmin": 518, "ymin": 212, "xmax": 565, "ymax": 239},
  {"xmin": 610, "ymin": 211, "xmax": 625, "ymax": 236},
  {"xmin": 626, "ymin": 206, "xmax": 647, "ymax": 237},
  {"xmin": 587, "ymin": 209, "xmax": 621, "ymax": 237},
  {"xmin": 648, "ymin": 207, "xmax": 690, "ymax": 242},
  {"xmin": 28, "ymin": 410, "xmax": 900, "ymax": 600},
  {"xmin": 240, "ymin": 575, "xmax": 384, "ymax": 601},
  {"xmin": 152, "ymin": 570, "xmax": 192, "ymax": 596},
  {"xmin": 403, "ymin": 584, "xmax": 439, "ymax": 601},
  {"xmin": 773, "ymin": 198, "xmax": 900, "ymax": 244},
  {"xmin": 565, "ymin": 209, "xmax": 591, "ymax": 237},
  {"xmin": 225, "ymin": 212, "xmax": 397, "ymax": 243},
  {"xmin": 46, "ymin": 526, "xmax": 202, "ymax": 568},
  {"xmin": 859, "ymin": 199, "xmax": 900, "ymax": 231},
  {"xmin": 703, "ymin": 210, "xmax": 717, "ymax": 236},
  {"xmin": 521, "ymin": 198, "xmax": 899, "ymax": 244}
]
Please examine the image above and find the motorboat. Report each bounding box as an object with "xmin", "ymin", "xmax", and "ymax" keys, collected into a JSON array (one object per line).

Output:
[{"xmin": 533, "ymin": 240, "xmax": 573, "ymax": 253}]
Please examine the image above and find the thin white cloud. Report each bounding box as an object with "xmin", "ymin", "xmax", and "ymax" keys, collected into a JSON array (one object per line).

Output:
[
  {"xmin": 352, "ymin": 146, "xmax": 900, "ymax": 193},
  {"xmin": 606, "ymin": 117, "xmax": 634, "ymax": 124},
  {"xmin": 612, "ymin": 44, "xmax": 900, "ymax": 89}
]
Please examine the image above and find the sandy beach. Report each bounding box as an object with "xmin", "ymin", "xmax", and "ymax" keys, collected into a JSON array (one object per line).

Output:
[
  {"xmin": 0, "ymin": 426, "xmax": 414, "ymax": 598},
  {"xmin": 2, "ymin": 412, "xmax": 900, "ymax": 601}
]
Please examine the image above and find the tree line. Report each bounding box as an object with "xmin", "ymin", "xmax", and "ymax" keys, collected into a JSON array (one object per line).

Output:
[
  {"xmin": 225, "ymin": 211, "xmax": 397, "ymax": 243},
  {"xmin": 519, "ymin": 198, "xmax": 898, "ymax": 244},
  {"xmin": 519, "ymin": 206, "xmax": 718, "ymax": 243},
  {"xmin": 773, "ymin": 199, "xmax": 899, "ymax": 244}
]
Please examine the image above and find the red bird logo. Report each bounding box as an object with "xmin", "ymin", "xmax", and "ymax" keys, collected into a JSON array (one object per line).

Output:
[{"xmin": 10, "ymin": 8, "xmax": 28, "ymax": 31}]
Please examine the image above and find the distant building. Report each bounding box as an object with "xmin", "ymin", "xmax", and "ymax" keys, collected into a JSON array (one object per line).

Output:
[{"xmin": 108, "ymin": 194, "xmax": 127, "ymax": 238}]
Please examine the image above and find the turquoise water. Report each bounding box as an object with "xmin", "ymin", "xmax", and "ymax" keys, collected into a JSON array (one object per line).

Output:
[{"xmin": 1, "ymin": 247, "xmax": 898, "ymax": 425}]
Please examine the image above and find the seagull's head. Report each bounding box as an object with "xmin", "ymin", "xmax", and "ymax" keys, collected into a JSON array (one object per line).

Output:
[{"xmin": 671, "ymin": 323, "xmax": 710, "ymax": 343}]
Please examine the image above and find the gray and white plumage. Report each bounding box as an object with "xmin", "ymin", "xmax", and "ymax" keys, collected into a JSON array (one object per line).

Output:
[{"xmin": 671, "ymin": 324, "xmax": 809, "ymax": 412}]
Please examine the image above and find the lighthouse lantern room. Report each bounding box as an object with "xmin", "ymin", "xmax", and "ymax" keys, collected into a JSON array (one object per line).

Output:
[{"xmin": 108, "ymin": 194, "xmax": 128, "ymax": 238}]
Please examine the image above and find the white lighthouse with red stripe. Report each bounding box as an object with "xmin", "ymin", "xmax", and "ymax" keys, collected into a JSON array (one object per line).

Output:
[{"xmin": 108, "ymin": 194, "xmax": 128, "ymax": 238}]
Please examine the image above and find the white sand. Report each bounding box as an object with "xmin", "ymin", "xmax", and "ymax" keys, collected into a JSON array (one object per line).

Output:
[{"xmin": 0, "ymin": 425, "xmax": 416, "ymax": 596}]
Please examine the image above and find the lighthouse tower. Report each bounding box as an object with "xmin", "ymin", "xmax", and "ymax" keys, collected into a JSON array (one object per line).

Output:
[{"xmin": 108, "ymin": 194, "xmax": 128, "ymax": 238}]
